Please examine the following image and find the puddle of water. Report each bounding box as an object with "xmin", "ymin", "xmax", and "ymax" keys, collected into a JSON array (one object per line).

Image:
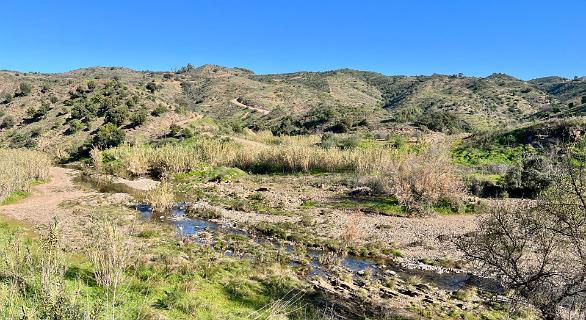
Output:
[{"xmin": 135, "ymin": 203, "xmax": 501, "ymax": 292}]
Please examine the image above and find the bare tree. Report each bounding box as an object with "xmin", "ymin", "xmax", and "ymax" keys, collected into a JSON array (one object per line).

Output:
[{"xmin": 458, "ymin": 156, "xmax": 586, "ymax": 319}]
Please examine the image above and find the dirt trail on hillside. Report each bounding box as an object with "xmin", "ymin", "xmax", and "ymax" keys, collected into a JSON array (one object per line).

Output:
[
  {"xmin": 0, "ymin": 167, "xmax": 99, "ymax": 245},
  {"xmin": 230, "ymin": 98, "xmax": 270, "ymax": 115}
]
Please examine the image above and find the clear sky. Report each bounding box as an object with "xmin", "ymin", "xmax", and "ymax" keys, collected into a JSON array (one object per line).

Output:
[{"xmin": 2, "ymin": 0, "xmax": 584, "ymax": 79}]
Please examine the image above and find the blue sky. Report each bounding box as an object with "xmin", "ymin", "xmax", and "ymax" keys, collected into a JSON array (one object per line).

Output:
[{"xmin": 1, "ymin": 0, "xmax": 584, "ymax": 79}]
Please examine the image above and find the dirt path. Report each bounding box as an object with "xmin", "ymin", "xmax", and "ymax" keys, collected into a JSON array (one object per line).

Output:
[
  {"xmin": 230, "ymin": 98, "xmax": 270, "ymax": 115},
  {"xmin": 0, "ymin": 167, "xmax": 99, "ymax": 245}
]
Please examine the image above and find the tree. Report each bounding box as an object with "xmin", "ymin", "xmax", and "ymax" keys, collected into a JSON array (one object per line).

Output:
[
  {"xmin": 92, "ymin": 123, "xmax": 125, "ymax": 148},
  {"xmin": 582, "ymin": 96, "xmax": 586, "ymax": 104},
  {"xmin": 499, "ymin": 155, "xmax": 553, "ymax": 198},
  {"xmin": 459, "ymin": 155, "xmax": 586, "ymax": 319}
]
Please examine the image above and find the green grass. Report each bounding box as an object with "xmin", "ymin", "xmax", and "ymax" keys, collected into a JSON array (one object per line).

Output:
[
  {"xmin": 1, "ymin": 190, "xmax": 29, "ymax": 205},
  {"xmin": 0, "ymin": 208, "xmax": 325, "ymax": 319},
  {"xmin": 323, "ymin": 197, "xmax": 406, "ymax": 216},
  {"xmin": 174, "ymin": 165, "xmax": 247, "ymax": 183},
  {"xmin": 452, "ymin": 145, "xmax": 528, "ymax": 166},
  {"xmin": 1, "ymin": 178, "xmax": 47, "ymax": 205}
]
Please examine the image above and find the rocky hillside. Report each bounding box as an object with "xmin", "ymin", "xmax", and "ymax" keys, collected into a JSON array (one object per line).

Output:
[{"xmin": 1, "ymin": 65, "xmax": 585, "ymax": 158}]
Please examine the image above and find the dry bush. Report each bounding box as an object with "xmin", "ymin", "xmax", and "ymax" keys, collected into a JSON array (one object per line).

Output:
[
  {"xmin": 40, "ymin": 219, "xmax": 66, "ymax": 310},
  {"xmin": 459, "ymin": 157, "xmax": 586, "ymax": 319},
  {"xmin": 141, "ymin": 181, "xmax": 175, "ymax": 213},
  {"xmin": 88, "ymin": 215, "xmax": 129, "ymax": 319},
  {"xmin": 387, "ymin": 141, "xmax": 464, "ymax": 214},
  {"xmin": 0, "ymin": 149, "xmax": 51, "ymax": 202},
  {"xmin": 89, "ymin": 147, "xmax": 103, "ymax": 172},
  {"xmin": 341, "ymin": 214, "xmax": 362, "ymax": 246}
]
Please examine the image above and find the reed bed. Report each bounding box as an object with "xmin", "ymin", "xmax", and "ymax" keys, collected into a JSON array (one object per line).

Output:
[
  {"xmin": 0, "ymin": 149, "xmax": 51, "ymax": 202},
  {"xmin": 100, "ymin": 137, "xmax": 400, "ymax": 177}
]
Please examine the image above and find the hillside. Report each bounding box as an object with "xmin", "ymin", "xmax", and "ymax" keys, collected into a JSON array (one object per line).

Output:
[{"xmin": 1, "ymin": 65, "xmax": 585, "ymax": 158}]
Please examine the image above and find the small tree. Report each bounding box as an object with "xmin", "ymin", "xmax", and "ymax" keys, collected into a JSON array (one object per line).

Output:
[
  {"xmin": 582, "ymin": 96, "xmax": 586, "ymax": 104},
  {"xmin": 459, "ymin": 155, "xmax": 586, "ymax": 319}
]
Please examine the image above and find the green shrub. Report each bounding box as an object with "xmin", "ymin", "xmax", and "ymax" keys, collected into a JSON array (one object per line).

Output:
[
  {"xmin": 319, "ymin": 133, "xmax": 360, "ymax": 150},
  {"xmin": 129, "ymin": 109, "xmax": 148, "ymax": 127},
  {"xmin": 151, "ymin": 104, "xmax": 168, "ymax": 116},
  {"xmin": 9, "ymin": 132, "xmax": 37, "ymax": 148},
  {"xmin": 499, "ymin": 156, "xmax": 552, "ymax": 198},
  {"xmin": 49, "ymin": 95, "xmax": 58, "ymax": 104},
  {"xmin": 1, "ymin": 116, "xmax": 15, "ymax": 129},
  {"xmin": 67, "ymin": 119, "xmax": 84, "ymax": 134},
  {"xmin": 92, "ymin": 123, "xmax": 125, "ymax": 148},
  {"xmin": 19, "ymin": 82, "xmax": 32, "ymax": 96},
  {"xmin": 70, "ymin": 104, "xmax": 94, "ymax": 121},
  {"xmin": 3, "ymin": 92, "xmax": 13, "ymax": 103},
  {"xmin": 146, "ymin": 81, "xmax": 158, "ymax": 93},
  {"xmin": 26, "ymin": 103, "xmax": 51, "ymax": 121},
  {"xmin": 87, "ymin": 80, "xmax": 96, "ymax": 91},
  {"xmin": 416, "ymin": 111, "xmax": 470, "ymax": 133},
  {"xmin": 168, "ymin": 124, "xmax": 193, "ymax": 139},
  {"xmin": 104, "ymin": 106, "xmax": 129, "ymax": 126}
]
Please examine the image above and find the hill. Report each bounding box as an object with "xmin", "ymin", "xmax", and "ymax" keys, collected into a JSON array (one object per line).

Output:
[{"xmin": 1, "ymin": 65, "xmax": 585, "ymax": 158}]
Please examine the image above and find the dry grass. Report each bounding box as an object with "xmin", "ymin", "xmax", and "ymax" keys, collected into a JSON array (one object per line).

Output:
[
  {"xmin": 0, "ymin": 149, "xmax": 51, "ymax": 203},
  {"xmin": 102, "ymin": 139, "xmax": 239, "ymax": 178},
  {"xmin": 341, "ymin": 214, "xmax": 361, "ymax": 246},
  {"xmin": 386, "ymin": 140, "xmax": 465, "ymax": 214},
  {"xmin": 88, "ymin": 215, "xmax": 129, "ymax": 319},
  {"xmin": 140, "ymin": 181, "xmax": 175, "ymax": 213},
  {"xmin": 101, "ymin": 136, "xmax": 399, "ymax": 176}
]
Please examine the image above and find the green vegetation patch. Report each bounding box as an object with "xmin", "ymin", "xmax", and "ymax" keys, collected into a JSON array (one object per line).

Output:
[
  {"xmin": 452, "ymin": 145, "xmax": 528, "ymax": 166},
  {"xmin": 1, "ymin": 190, "xmax": 30, "ymax": 205},
  {"xmin": 323, "ymin": 196, "xmax": 407, "ymax": 216},
  {"xmin": 174, "ymin": 165, "xmax": 247, "ymax": 183}
]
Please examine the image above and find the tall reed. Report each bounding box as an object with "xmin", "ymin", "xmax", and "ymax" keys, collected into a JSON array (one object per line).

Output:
[{"xmin": 0, "ymin": 149, "xmax": 51, "ymax": 202}]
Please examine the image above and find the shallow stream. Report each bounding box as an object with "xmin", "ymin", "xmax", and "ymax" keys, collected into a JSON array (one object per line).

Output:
[{"xmin": 136, "ymin": 203, "xmax": 502, "ymax": 293}]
